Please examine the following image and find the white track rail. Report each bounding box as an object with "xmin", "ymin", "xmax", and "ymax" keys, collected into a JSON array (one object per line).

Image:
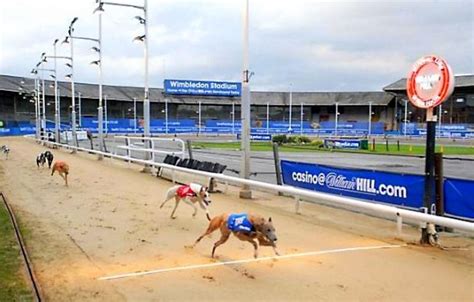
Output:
[
  {"xmin": 113, "ymin": 135, "xmax": 185, "ymax": 160},
  {"xmin": 32, "ymin": 137, "xmax": 474, "ymax": 233}
]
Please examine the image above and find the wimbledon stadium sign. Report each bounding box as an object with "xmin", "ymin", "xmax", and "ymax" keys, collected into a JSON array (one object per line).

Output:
[{"xmin": 164, "ymin": 79, "xmax": 241, "ymax": 97}]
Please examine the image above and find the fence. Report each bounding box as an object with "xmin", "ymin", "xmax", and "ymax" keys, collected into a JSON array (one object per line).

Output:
[{"xmin": 29, "ymin": 135, "xmax": 474, "ymax": 233}]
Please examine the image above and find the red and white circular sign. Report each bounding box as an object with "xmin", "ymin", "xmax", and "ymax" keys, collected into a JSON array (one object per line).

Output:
[{"xmin": 406, "ymin": 55, "xmax": 455, "ymax": 109}]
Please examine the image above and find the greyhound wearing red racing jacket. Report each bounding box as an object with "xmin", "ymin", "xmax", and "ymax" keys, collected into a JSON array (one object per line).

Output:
[{"xmin": 160, "ymin": 183, "xmax": 212, "ymax": 220}]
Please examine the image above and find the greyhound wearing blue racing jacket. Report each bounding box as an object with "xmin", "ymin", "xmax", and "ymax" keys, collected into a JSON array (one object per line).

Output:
[{"xmin": 191, "ymin": 213, "xmax": 280, "ymax": 258}]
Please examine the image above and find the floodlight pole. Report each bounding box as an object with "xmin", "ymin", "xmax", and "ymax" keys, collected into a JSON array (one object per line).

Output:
[
  {"xmin": 335, "ymin": 101, "xmax": 339, "ymax": 137},
  {"xmin": 143, "ymin": 0, "xmax": 150, "ymax": 138},
  {"xmin": 98, "ymin": 13, "xmax": 104, "ymax": 158},
  {"xmin": 69, "ymin": 31, "xmax": 78, "ymax": 148},
  {"xmin": 41, "ymin": 70, "xmax": 46, "ymax": 133},
  {"xmin": 240, "ymin": 0, "xmax": 252, "ymax": 199},
  {"xmin": 53, "ymin": 41, "xmax": 59, "ymax": 142}
]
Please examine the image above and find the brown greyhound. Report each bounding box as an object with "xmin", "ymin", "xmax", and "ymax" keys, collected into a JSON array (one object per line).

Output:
[
  {"xmin": 51, "ymin": 160, "xmax": 69, "ymax": 186},
  {"xmin": 192, "ymin": 213, "xmax": 280, "ymax": 258}
]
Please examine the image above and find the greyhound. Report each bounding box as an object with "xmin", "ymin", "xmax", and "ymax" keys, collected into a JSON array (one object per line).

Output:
[
  {"xmin": 160, "ymin": 183, "xmax": 212, "ymax": 220},
  {"xmin": 36, "ymin": 151, "xmax": 54, "ymax": 168},
  {"xmin": 1, "ymin": 145, "xmax": 10, "ymax": 159},
  {"xmin": 51, "ymin": 160, "xmax": 69, "ymax": 186},
  {"xmin": 191, "ymin": 213, "xmax": 280, "ymax": 258}
]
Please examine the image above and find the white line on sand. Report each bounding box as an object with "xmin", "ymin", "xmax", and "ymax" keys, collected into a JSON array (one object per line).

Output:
[{"xmin": 98, "ymin": 244, "xmax": 404, "ymax": 281}]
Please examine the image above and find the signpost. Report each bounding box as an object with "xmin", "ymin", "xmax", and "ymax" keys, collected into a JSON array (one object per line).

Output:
[{"xmin": 406, "ymin": 55, "xmax": 454, "ymax": 244}]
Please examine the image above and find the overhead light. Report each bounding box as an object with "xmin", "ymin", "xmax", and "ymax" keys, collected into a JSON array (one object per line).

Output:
[
  {"xmin": 65, "ymin": 74, "xmax": 72, "ymax": 79},
  {"xmin": 90, "ymin": 60, "xmax": 100, "ymax": 65},
  {"xmin": 62, "ymin": 36, "xmax": 70, "ymax": 44},
  {"xmin": 133, "ymin": 34, "xmax": 146, "ymax": 42},
  {"xmin": 20, "ymin": 80, "xmax": 25, "ymax": 84},
  {"xmin": 36, "ymin": 62, "xmax": 42, "ymax": 67},
  {"xmin": 71, "ymin": 17, "xmax": 78, "ymax": 26},
  {"xmin": 91, "ymin": 46, "xmax": 100, "ymax": 53},
  {"xmin": 49, "ymin": 84, "xmax": 54, "ymax": 88},
  {"xmin": 456, "ymin": 98, "xmax": 465, "ymax": 103},
  {"xmin": 50, "ymin": 74, "xmax": 56, "ymax": 79},
  {"xmin": 135, "ymin": 16, "xmax": 146, "ymax": 24},
  {"xmin": 31, "ymin": 69, "xmax": 37, "ymax": 74},
  {"xmin": 93, "ymin": 2, "xmax": 104, "ymax": 14},
  {"xmin": 42, "ymin": 57, "xmax": 48, "ymax": 63},
  {"xmin": 53, "ymin": 38, "xmax": 59, "ymax": 45},
  {"xmin": 29, "ymin": 99, "xmax": 35, "ymax": 103},
  {"xmin": 65, "ymin": 62, "xmax": 73, "ymax": 68}
]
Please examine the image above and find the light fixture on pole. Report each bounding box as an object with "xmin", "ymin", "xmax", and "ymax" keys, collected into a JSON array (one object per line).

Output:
[{"xmin": 335, "ymin": 101, "xmax": 339, "ymax": 137}]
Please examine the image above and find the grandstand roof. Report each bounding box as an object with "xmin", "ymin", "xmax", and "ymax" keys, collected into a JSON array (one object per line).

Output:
[
  {"xmin": 1, "ymin": 74, "xmax": 394, "ymax": 106},
  {"xmin": 383, "ymin": 74, "xmax": 474, "ymax": 92}
]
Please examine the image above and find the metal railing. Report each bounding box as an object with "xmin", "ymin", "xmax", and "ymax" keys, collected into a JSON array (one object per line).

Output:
[
  {"xmin": 113, "ymin": 135, "xmax": 186, "ymax": 161},
  {"xmin": 30, "ymin": 136, "xmax": 474, "ymax": 233}
]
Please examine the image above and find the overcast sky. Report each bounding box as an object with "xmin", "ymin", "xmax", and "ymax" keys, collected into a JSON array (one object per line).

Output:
[{"xmin": 0, "ymin": 0, "xmax": 472, "ymax": 92}]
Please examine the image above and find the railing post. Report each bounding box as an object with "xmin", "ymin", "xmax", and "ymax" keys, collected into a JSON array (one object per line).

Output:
[
  {"xmin": 187, "ymin": 140, "xmax": 193, "ymax": 160},
  {"xmin": 396, "ymin": 213, "xmax": 403, "ymax": 236},
  {"xmin": 272, "ymin": 143, "xmax": 283, "ymax": 196},
  {"xmin": 294, "ymin": 195, "xmax": 301, "ymax": 214}
]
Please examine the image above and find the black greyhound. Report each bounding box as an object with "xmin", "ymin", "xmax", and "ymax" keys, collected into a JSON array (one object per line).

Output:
[{"xmin": 36, "ymin": 151, "xmax": 54, "ymax": 168}]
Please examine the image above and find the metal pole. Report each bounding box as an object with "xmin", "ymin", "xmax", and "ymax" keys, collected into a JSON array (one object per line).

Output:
[
  {"xmin": 98, "ymin": 13, "xmax": 104, "ymax": 158},
  {"xmin": 240, "ymin": 0, "xmax": 251, "ymax": 199},
  {"xmin": 165, "ymin": 98, "xmax": 168, "ymax": 134},
  {"xmin": 404, "ymin": 99, "xmax": 408, "ymax": 138},
  {"xmin": 35, "ymin": 77, "xmax": 40, "ymax": 139},
  {"xmin": 438, "ymin": 104, "xmax": 442, "ymax": 137},
  {"xmin": 104, "ymin": 95, "xmax": 108, "ymax": 134},
  {"xmin": 421, "ymin": 108, "xmax": 437, "ymax": 244},
  {"xmin": 54, "ymin": 41, "xmax": 59, "ymax": 142},
  {"xmin": 288, "ymin": 84, "xmax": 292, "ymax": 132},
  {"xmin": 232, "ymin": 101, "xmax": 235, "ymax": 135},
  {"xmin": 78, "ymin": 92, "xmax": 82, "ymax": 127},
  {"xmin": 198, "ymin": 101, "xmax": 201, "ymax": 135},
  {"xmin": 134, "ymin": 97, "xmax": 137, "ymax": 134},
  {"xmin": 300, "ymin": 102, "xmax": 303, "ymax": 135},
  {"xmin": 143, "ymin": 0, "xmax": 150, "ymax": 138},
  {"xmin": 70, "ymin": 35, "xmax": 77, "ymax": 148},
  {"xmin": 335, "ymin": 102, "xmax": 339, "ymax": 137},
  {"xmin": 266, "ymin": 101, "xmax": 269, "ymax": 134},
  {"xmin": 41, "ymin": 72, "xmax": 46, "ymax": 134},
  {"xmin": 368, "ymin": 101, "xmax": 372, "ymax": 137}
]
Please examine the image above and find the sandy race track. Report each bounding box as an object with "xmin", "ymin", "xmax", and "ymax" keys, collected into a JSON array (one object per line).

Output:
[{"xmin": 0, "ymin": 137, "xmax": 473, "ymax": 301}]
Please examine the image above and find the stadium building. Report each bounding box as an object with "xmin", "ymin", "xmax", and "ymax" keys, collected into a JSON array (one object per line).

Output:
[{"xmin": 0, "ymin": 74, "xmax": 472, "ymax": 134}]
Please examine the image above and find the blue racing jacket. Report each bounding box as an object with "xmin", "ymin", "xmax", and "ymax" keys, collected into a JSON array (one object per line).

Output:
[{"xmin": 227, "ymin": 213, "xmax": 255, "ymax": 233}]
